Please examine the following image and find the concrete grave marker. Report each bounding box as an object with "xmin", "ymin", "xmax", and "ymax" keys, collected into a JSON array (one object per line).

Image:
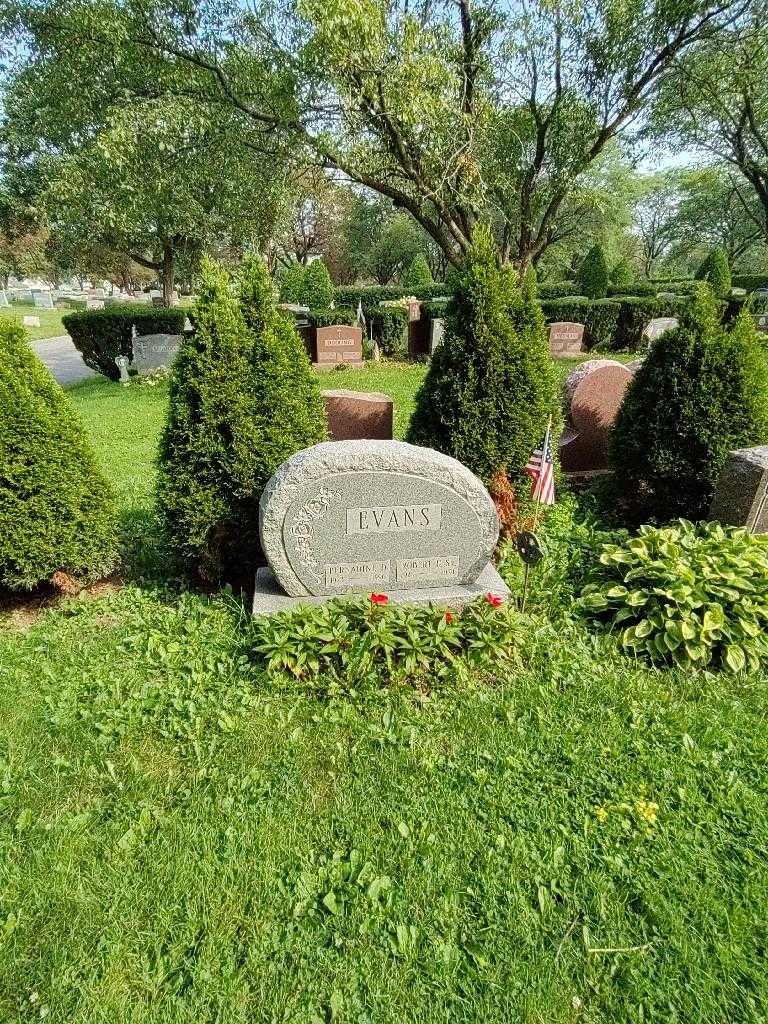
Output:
[
  {"xmin": 710, "ymin": 446, "xmax": 768, "ymax": 534},
  {"xmin": 254, "ymin": 440, "xmax": 508, "ymax": 611},
  {"xmin": 322, "ymin": 389, "xmax": 394, "ymax": 441},
  {"xmin": 0, "ymin": 289, "xmax": 9, "ymax": 308},
  {"xmin": 560, "ymin": 359, "xmax": 635, "ymax": 473},
  {"xmin": 753, "ymin": 313, "xmax": 768, "ymax": 334},
  {"xmin": 115, "ymin": 354, "xmax": 131, "ymax": 386},
  {"xmin": 314, "ymin": 325, "xmax": 363, "ymax": 369},
  {"xmin": 548, "ymin": 322, "xmax": 585, "ymax": 357},
  {"xmin": 131, "ymin": 332, "xmax": 182, "ymax": 374},
  {"xmin": 22, "ymin": 315, "xmax": 40, "ymax": 328},
  {"xmin": 33, "ymin": 291, "xmax": 54, "ymax": 309},
  {"xmin": 643, "ymin": 317, "xmax": 678, "ymax": 345}
]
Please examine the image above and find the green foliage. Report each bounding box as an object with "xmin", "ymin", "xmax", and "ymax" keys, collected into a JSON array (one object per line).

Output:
[
  {"xmin": 695, "ymin": 247, "xmax": 732, "ymax": 297},
  {"xmin": 611, "ymin": 289, "xmax": 768, "ymax": 519},
  {"xmin": 62, "ymin": 304, "xmax": 186, "ymax": 380},
  {"xmin": 278, "ymin": 262, "xmax": 307, "ymax": 304},
  {"xmin": 579, "ymin": 245, "xmax": 609, "ymax": 299},
  {"xmin": 401, "ymin": 254, "xmax": 433, "ymax": 291},
  {"xmin": 0, "ymin": 317, "xmax": 116, "ymax": 591},
  {"xmin": 578, "ymin": 521, "xmax": 768, "ymax": 673},
  {"xmin": 407, "ymin": 225, "xmax": 557, "ymax": 484},
  {"xmin": 610, "ymin": 258, "xmax": 634, "ymax": 287},
  {"xmin": 335, "ymin": 283, "xmax": 449, "ymax": 307},
  {"xmin": 732, "ymin": 273, "xmax": 768, "ymax": 292},
  {"xmin": 372, "ymin": 305, "xmax": 410, "ymax": 358},
  {"xmin": 248, "ymin": 591, "xmax": 519, "ymax": 693},
  {"xmin": 309, "ymin": 306, "xmax": 358, "ymax": 328},
  {"xmin": 156, "ymin": 256, "xmax": 326, "ymax": 582},
  {"xmin": 302, "ymin": 259, "xmax": 334, "ymax": 311},
  {"xmin": 537, "ymin": 281, "xmax": 580, "ymax": 300}
]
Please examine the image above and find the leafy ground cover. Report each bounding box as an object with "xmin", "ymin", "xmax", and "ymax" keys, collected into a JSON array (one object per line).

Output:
[{"xmin": 1, "ymin": 360, "xmax": 766, "ymax": 1022}]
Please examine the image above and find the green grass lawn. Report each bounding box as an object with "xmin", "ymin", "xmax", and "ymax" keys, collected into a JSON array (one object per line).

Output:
[
  {"xmin": 1, "ymin": 363, "xmax": 767, "ymax": 1022},
  {"xmin": 4, "ymin": 302, "xmax": 69, "ymax": 341}
]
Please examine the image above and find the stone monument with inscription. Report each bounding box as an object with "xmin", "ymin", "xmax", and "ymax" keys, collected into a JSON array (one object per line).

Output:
[
  {"xmin": 253, "ymin": 440, "xmax": 509, "ymax": 613},
  {"xmin": 548, "ymin": 322, "xmax": 585, "ymax": 357},
  {"xmin": 314, "ymin": 325, "xmax": 364, "ymax": 369},
  {"xmin": 131, "ymin": 332, "xmax": 183, "ymax": 375},
  {"xmin": 643, "ymin": 317, "xmax": 678, "ymax": 346},
  {"xmin": 709, "ymin": 446, "xmax": 768, "ymax": 534}
]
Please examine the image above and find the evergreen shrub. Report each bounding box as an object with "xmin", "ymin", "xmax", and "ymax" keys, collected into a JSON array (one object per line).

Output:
[
  {"xmin": 278, "ymin": 263, "xmax": 307, "ymax": 304},
  {"xmin": 302, "ymin": 260, "xmax": 334, "ymax": 311},
  {"xmin": 610, "ymin": 259, "xmax": 634, "ymax": 288},
  {"xmin": 402, "ymin": 255, "xmax": 433, "ymax": 291},
  {"xmin": 0, "ymin": 318, "xmax": 117, "ymax": 591},
  {"xmin": 63, "ymin": 304, "xmax": 186, "ymax": 380},
  {"xmin": 695, "ymin": 247, "xmax": 732, "ymax": 297},
  {"xmin": 579, "ymin": 245, "xmax": 609, "ymax": 299},
  {"xmin": 611, "ymin": 287, "xmax": 768, "ymax": 521},
  {"xmin": 407, "ymin": 225, "xmax": 558, "ymax": 485}
]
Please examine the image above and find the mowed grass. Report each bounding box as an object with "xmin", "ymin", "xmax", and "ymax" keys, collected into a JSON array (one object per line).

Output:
[
  {"xmin": 0, "ymin": 361, "xmax": 767, "ymax": 1021},
  {"xmin": 4, "ymin": 302, "xmax": 68, "ymax": 340}
]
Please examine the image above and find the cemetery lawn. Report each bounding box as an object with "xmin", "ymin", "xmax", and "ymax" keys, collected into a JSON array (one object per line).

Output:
[
  {"xmin": 6, "ymin": 302, "xmax": 68, "ymax": 340},
  {"xmin": 1, "ymin": 365, "xmax": 766, "ymax": 1022}
]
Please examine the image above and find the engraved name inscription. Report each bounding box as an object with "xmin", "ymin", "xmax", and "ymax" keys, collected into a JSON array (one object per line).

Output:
[
  {"xmin": 346, "ymin": 503, "xmax": 442, "ymax": 535},
  {"xmin": 325, "ymin": 560, "xmax": 391, "ymax": 588},
  {"xmin": 396, "ymin": 556, "xmax": 460, "ymax": 584}
]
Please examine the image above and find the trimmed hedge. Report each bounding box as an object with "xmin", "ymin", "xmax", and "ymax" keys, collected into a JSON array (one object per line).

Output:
[
  {"xmin": 310, "ymin": 307, "xmax": 359, "ymax": 328},
  {"xmin": 732, "ymin": 273, "xmax": 768, "ymax": 292},
  {"xmin": 538, "ymin": 281, "xmax": 581, "ymax": 300},
  {"xmin": 335, "ymin": 282, "xmax": 449, "ymax": 307},
  {"xmin": 541, "ymin": 295, "xmax": 693, "ymax": 351},
  {"xmin": 62, "ymin": 304, "xmax": 187, "ymax": 380},
  {"xmin": 370, "ymin": 306, "xmax": 409, "ymax": 358},
  {"xmin": 579, "ymin": 245, "xmax": 609, "ymax": 299}
]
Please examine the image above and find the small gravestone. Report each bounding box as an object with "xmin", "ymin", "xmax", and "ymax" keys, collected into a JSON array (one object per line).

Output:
[
  {"xmin": 314, "ymin": 325, "xmax": 363, "ymax": 369},
  {"xmin": 709, "ymin": 447, "xmax": 768, "ymax": 534},
  {"xmin": 548, "ymin": 322, "xmax": 585, "ymax": 357},
  {"xmin": 560, "ymin": 359, "xmax": 635, "ymax": 472},
  {"xmin": 86, "ymin": 299, "xmax": 105, "ymax": 310},
  {"xmin": 322, "ymin": 389, "xmax": 394, "ymax": 441},
  {"xmin": 115, "ymin": 354, "xmax": 131, "ymax": 386},
  {"xmin": 753, "ymin": 313, "xmax": 768, "ymax": 334},
  {"xmin": 254, "ymin": 440, "xmax": 508, "ymax": 612},
  {"xmin": 643, "ymin": 317, "xmax": 678, "ymax": 345},
  {"xmin": 33, "ymin": 291, "xmax": 54, "ymax": 309},
  {"xmin": 22, "ymin": 315, "xmax": 40, "ymax": 328},
  {"xmin": 656, "ymin": 291, "xmax": 678, "ymax": 300},
  {"xmin": 131, "ymin": 332, "xmax": 182, "ymax": 374},
  {"xmin": 429, "ymin": 317, "xmax": 445, "ymax": 355},
  {"xmin": 0, "ymin": 289, "xmax": 9, "ymax": 307}
]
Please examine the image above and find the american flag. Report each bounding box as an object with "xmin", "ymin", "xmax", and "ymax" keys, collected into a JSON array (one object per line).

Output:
[{"xmin": 525, "ymin": 421, "xmax": 555, "ymax": 506}]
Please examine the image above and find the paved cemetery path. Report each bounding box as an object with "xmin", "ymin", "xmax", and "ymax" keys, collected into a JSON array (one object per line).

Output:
[{"xmin": 32, "ymin": 335, "xmax": 98, "ymax": 387}]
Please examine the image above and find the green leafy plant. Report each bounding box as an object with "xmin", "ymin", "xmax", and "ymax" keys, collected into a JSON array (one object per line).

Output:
[
  {"xmin": 302, "ymin": 259, "xmax": 334, "ymax": 311},
  {"xmin": 695, "ymin": 246, "xmax": 732, "ymax": 297},
  {"xmin": 401, "ymin": 254, "xmax": 433, "ymax": 291},
  {"xmin": 247, "ymin": 591, "xmax": 521, "ymax": 694},
  {"xmin": 407, "ymin": 224, "xmax": 558, "ymax": 485},
  {"xmin": 611, "ymin": 287, "xmax": 768, "ymax": 520},
  {"xmin": 0, "ymin": 317, "xmax": 117, "ymax": 591},
  {"xmin": 610, "ymin": 258, "xmax": 634, "ymax": 288},
  {"xmin": 579, "ymin": 245, "xmax": 609, "ymax": 299},
  {"xmin": 62, "ymin": 304, "xmax": 186, "ymax": 380},
  {"xmin": 278, "ymin": 262, "xmax": 307, "ymax": 304},
  {"xmin": 577, "ymin": 520, "xmax": 768, "ymax": 672}
]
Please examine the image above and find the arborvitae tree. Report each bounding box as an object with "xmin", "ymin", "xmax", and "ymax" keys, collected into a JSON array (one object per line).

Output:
[
  {"xmin": 579, "ymin": 244, "xmax": 609, "ymax": 298},
  {"xmin": 156, "ymin": 256, "xmax": 326, "ymax": 584},
  {"xmin": 278, "ymin": 262, "xmax": 307, "ymax": 304},
  {"xmin": 611, "ymin": 258, "xmax": 633, "ymax": 288},
  {"xmin": 0, "ymin": 317, "xmax": 116, "ymax": 591},
  {"xmin": 402, "ymin": 254, "xmax": 434, "ymax": 291},
  {"xmin": 695, "ymin": 246, "xmax": 732, "ymax": 297},
  {"xmin": 407, "ymin": 225, "xmax": 558, "ymax": 486},
  {"xmin": 302, "ymin": 259, "xmax": 334, "ymax": 310},
  {"xmin": 611, "ymin": 286, "xmax": 768, "ymax": 521}
]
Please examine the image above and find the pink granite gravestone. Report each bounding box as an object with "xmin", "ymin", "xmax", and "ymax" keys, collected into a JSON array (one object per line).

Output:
[
  {"xmin": 314, "ymin": 325, "xmax": 364, "ymax": 369},
  {"xmin": 548, "ymin": 322, "xmax": 585, "ymax": 356},
  {"xmin": 559, "ymin": 359, "xmax": 635, "ymax": 472},
  {"xmin": 322, "ymin": 389, "xmax": 394, "ymax": 441}
]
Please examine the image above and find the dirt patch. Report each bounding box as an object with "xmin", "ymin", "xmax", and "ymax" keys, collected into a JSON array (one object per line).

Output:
[{"xmin": 0, "ymin": 575, "xmax": 124, "ymax": 631}]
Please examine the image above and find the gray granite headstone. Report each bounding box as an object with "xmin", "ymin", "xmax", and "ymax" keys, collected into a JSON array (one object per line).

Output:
[
  {"xmin": 131, "ymin": 332, "xmax": 182, "ymax": 374},
  {"xmin": 33, "ymin": 291, "xmax": 54, "ymax": 309},
  {"xmin": 643, "ymin": 317, "xmax": 679, "ymax": 345},
  {"xmin": 0, "ymin": 289, "xmax": 9, "ymax": 307},
  {"xmin": 709, "ymin": 446, "xmax": 768, "ymax": 534},
  {"xmin": 258, "ymin": 440, "xmax": 503, "ymax": 602}
]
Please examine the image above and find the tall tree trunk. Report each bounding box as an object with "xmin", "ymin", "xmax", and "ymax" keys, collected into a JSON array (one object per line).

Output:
[{"xmin": 162, "ymin": 242, "xmax": 174, "ymax": 306}]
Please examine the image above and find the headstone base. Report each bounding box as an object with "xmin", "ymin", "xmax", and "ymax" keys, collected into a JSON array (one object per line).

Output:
[
  {"xmin": 252, "ymin": 563, "xmax": 510, "ymax": 616},
  {"xmin": 312, "ymin": 359, "xmax": 365, "ymax": 371}
]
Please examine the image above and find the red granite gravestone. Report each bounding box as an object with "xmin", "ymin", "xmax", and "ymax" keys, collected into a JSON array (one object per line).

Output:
[
  {"xmin": 548, "ymin": 322, "xmax": 585, "ymax": 356},
  {"xmin": 314, "ymin": 325, "xmax": 364, "ymax": 369},
  {"xmin": 322, "ymin": 389, "xmax": 394, "ymax": 441},
  {"xmin": 559, "ymin": 359, "xmax": 635, "ymax": 472}
]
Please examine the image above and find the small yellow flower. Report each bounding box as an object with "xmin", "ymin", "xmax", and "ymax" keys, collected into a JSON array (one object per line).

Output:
[{"xmin": 595, "ymin": 806, "xmax": 609, "ymax": 823}]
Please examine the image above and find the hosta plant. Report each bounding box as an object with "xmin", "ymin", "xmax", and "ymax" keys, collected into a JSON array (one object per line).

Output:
[
  {"xmin": 246, "ymin": 591, "xmax": 520, "ymax": 694},
  {"xmin": 577, "ymin": 520, "xmax": 768, "ymax": 673}
]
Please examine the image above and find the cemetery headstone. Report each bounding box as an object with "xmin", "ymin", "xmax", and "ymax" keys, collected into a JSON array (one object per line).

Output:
[
  {"xmin": 429, "ymin": 317, "xmax": 445, "ymax": 356},
  {"xmin": 86, "ymin": 299, "xmax": 105, "ymax": 310},
  {"xmin": 254, "ymin": 440, "xmax": 508, "ymax": 613},
  {"xmin": 33, "ymin": 291, "xmax": 54, "ymax": 309},
  {"xmin": 0, "ymin": 289, "xmax": 9, "ymax": 307},
  {"xmin": 314, "ymin": 325, "xmax": 364, "ymax": 369},
  {"xmin": 560, "ymin": 359, "xmax": 635, "ymax": 473},
  {"xmin": 548, "ymin": 322, "xmax": 585, "ymax": 357},
  {"xmin": 131, "ymin": 332, "xmax": 183, "ymax": 374},
  {"xmin": 643, "ymin": 317, "xmax": 678, "ymax": 345},
  {"xmin": 322, "ymin": 389, "xmax": 394, "ymax": 441},
  {"xmin": 115, "ymin": 355, "xmax": 131, "ymax": 386},
  {"xmin": 23, "ymin": 315, "xmax": 41, "ymax": 328},
  {"xmin": 709, "ymin": 446, "xmax": 768, "ymax": 534},
  {"xmin": 753, "ymin": 313, "xmax": 768, "ymax": 334}
]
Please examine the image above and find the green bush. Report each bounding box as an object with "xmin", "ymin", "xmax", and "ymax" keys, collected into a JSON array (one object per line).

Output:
[
  {"xmin": 310, "ymin": 307, "xmax": 358, "ymax": 329},
  {"xmin": 611, "ymin": 288, "xmax": 768, "ymax": 520},
  {"xmin": 608, "ymin": 283, "xmax": 657, "ymax": 297},
  {"xmin": 335, "ymin": 283, "xmax": 449, "ymax": 307},
  {"xmin": 278, "ymin": 263, "xmax": 307, "ymax": 304},
  {"xmin": 695, "ymin": 247, "xmax": 732, "ymax": 297},
  {"xmin": 0, "ymin": 317, "xmax": 117, "ymax": 591},
  {"xmin": 732, "ymin": 273, "xmax": 768, "ymax": 292},
  {"xmin": 402, "ymin": 254, "xmax": 433, "ymax": 291},
  {"xmin": 610, "ymin": 259, "xmax": 634, "ymax": 288},
  {"xmin": 62, "ymin": 304, "xmax": 186, "ymax": 380},
  {"xmin": 577, "ymin": 521, "xmax": 768, "ymax": 673},
  {"xmin": 537, "ymin": 281, "xmax": 581, "ymax": 300},
  {"xmin": 579, "ymin": 245, "xmax": 609, "ymax": 299},
  {"xmin": 371, "ymin": 305, "xmax": 409, "ymax": 358},
  {"xmin": 407, "ymin": 225, "xmax": 558, "ymax": 485},
  {"xmin": 614, "ymin": 295, "xmax": 690, "ymax": 350},
  {"xmin": 302, "ymin": 260, "xmax": 334, "ymax": 311},
  {"xmin": 248, "ymin": 590, "xmax": 520, "ymax": 693},
  {"xmin": 156, "ymin": 256, "xmax": 326, "ymax": 583}
]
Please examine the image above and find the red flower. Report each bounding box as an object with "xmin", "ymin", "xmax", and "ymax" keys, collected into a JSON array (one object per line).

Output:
[
  {"xmin": 369, "ymin": 593, "xmax": 389, "ymax": 605},
  {"xmin": 485, "ymin": 592, "xmax": 504, "ymax": 608},
  {"xmin": 444, "ymin": 611, "xmax": 454, "ymax": 623}
]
